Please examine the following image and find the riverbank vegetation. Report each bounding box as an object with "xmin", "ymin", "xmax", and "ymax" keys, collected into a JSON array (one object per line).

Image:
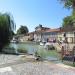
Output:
[
  {"xmin": 17, "ymin": 48, "xmax": 28, "ymax": 53},
  {"xmin": 17, "ymin": 25, "xmax": 29, "ymax": 35},
  {"xmin": 0, "ymin": 13, "xmax": 16, "ymax": 51},
  {"xmin": 59, "ymin": 0, "xmax": 75, "ymax": 27}
]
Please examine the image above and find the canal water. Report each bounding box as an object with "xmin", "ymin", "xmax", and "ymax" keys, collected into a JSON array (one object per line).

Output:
[
  {"xmin": 9, "ymin": 43, "xmax": 40, "ymax": 54},
  {"xmin": 3, "ymin": 42, "xmax": 59, "ymax": 62}
]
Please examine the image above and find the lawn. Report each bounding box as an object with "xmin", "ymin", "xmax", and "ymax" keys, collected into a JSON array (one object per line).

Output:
[
  {"xmin": 36, "ymin": 45, "xmax": 59, "ymax": 59},
  {"xmin": 47, "ymin": 50, "xmax": 58, "ymax": 57}
]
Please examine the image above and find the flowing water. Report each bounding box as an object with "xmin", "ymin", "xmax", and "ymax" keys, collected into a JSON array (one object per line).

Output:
[
  {"xmin": 8, "ymin": 42, "xmax": 43, "ymax": 54},
  {"xmin": 4, "ymin": 42, "xmax": 59, "ymax": 62}
]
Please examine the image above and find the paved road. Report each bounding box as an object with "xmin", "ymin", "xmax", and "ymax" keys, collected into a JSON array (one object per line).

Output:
[{"xmin": 0, "ymin": 54, "xmax": 75, "ymax": 75}]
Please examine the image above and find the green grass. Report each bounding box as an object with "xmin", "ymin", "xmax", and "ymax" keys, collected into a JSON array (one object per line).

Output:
[
  {"xmin": 47, "ymin": 50, "xmax": 58, "ymax": 57},
  {"xmin": 17, "ymin": 47, "xmax": 28, "ymax": 53},
  {"xmin": 62, "ymin": 61, "xmax": 75, "ymax": 67},
  {"xmin": 35, "ymin": 49, "xmax": 47, "ymax": 59},
  {"xmin": 35, "ymin": 47, "xmax": 59, "ymax": 59}
]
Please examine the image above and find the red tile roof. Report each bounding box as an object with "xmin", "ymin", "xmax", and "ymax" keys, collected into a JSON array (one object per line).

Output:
[
  {"xmin": 28, "ymin": 27, "xmax": 75, "ymax": 35},
  {"xmin": 28, "ymin": 28, "xmax": 63, "ymax": 34},
  {"xmin": 45, "ymin": 28, "xmax": 61, "ymax": 33}
]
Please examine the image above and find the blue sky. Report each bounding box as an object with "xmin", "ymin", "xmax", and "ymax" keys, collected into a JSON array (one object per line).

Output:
[{"xmin": 0, "ymin": 0, "xmax": 72, "ymax": 32}]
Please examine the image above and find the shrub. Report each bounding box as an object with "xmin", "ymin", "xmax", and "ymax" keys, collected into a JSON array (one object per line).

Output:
[
  {"xmin": 35, "ymin": 49, "xmax": 47, "ymax": 60},
  {"xmin": 2, "ymin": 47, "xmax": 16, "ymax": 54},
  {"xmin": 0, "ymin": 13, "xmax": 15, "ymax": 51},
  {"xmin": 4, "ymin": 47, "xmax": 15, "ymax": 50},
  {"xmin": 17, "ymin": 48, "xmax": 28, "ymax": 53},
  {"xmin": 47, "ymin": 45, "xmax": 55, "ymax": 50}
]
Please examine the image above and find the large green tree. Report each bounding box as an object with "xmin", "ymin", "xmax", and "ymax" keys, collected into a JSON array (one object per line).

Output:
[
  {"xmin": 59, "ymin": 0, "xmax": 75, "ymax": 27},
  {"xmin": 0, "ymin": 13, "xmax": 16, "ymax": 51},
  {"xmin": 59, "ymin": 0, "xmax": 75, "ymax": 9},
  {"xmin": 59, "ymin": 0, "xmax": 75, "ymax": 16},
  {"xmin": 17, "ymin": 25, "xmax": 29, "ymax": 35},
  {"xmin": 62, "ymin": 16, "xmax": 73, "ymax": 27}
]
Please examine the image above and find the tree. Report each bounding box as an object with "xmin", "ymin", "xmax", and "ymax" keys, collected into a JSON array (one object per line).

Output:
[
  {"xmin": 62, "ymin": 16, "xmax": 73, "ymax": 27},
  {"xmin": 58, "ymin": 0, "xmax": 75, "ymax": 43},
  {"xmin": 59, "ymin": 0, "xmax": 75, "ymax": 17},
  {"xmin": 59, "ymin": 0, "xmax": 75, "ymax": 9},
  {"xmin": 59, "ymin": 0, "xmax": 75, "ymax": 27},
  {"xmin": 0, "ymin": 13, "xmax": 16, "ymax": 51},
  {"xmin": 17, "ymin": 25, "xmax": 29, "ymax": 35}
]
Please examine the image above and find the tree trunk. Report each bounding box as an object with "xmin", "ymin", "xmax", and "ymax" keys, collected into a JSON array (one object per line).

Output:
[{"xmin": 72, "ymin": 1, "xmax": 75, "ymax": 15}]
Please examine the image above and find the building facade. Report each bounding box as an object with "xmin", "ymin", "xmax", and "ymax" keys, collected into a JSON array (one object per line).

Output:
[
  {"xmin": 18, "ymin": 25, "xmax": 75, "ymax": 43},
  {"xmin": 57, "ymin": 31, "xmax": 75, "ymax": 43},
  {"xmin": 57, "ymin": 27, "xmax": 75, "ymax": 43},
  {"xmin": 33, "ymin": 24, "xmax": 50, "ymax": 42},
  {"xmin": 33, "ymin": 28, "xmax": 60, "ymax": 42}
]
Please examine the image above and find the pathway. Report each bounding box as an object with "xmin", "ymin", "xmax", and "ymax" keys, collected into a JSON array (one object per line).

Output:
[{"xmin": 0, "ymin": 54, "xmax": 75, "ymax": 75}]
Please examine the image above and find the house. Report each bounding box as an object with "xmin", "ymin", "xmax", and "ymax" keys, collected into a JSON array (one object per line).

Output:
[
  {"xmin": 14, "ymin": 34, "xmax": 30, "ymax": 42},
  {"xmin": 35, "ymin": 24, "xmax": 50, "ymax": 31},
  {"xmin": 42, "ymin": 28, "xmax": 60, "ymax": 42},
  {"xmin": 34, "ymin": 26, "xmax": 75, "ymax": 43},
  {"xmin": 33, "ymin": 24, "xmax": 61, "ymax": 42},
  {"xmin": 57, "ymin": 27, "xmax": 75, "ymax": 43},
  {"xmin": 26, "ymin": 24, "xmax": 75, "ymax": 43},
  {"xmin": 28, "ymin": 25, "xmax": 61, "ymax": 43},
  {"xmin": 34, "ymin": 24, "xmax": 50, "ymax": 42},
  {"xmin": 28, "ymin": 31, "xmax": 34, "ymax": 41}
]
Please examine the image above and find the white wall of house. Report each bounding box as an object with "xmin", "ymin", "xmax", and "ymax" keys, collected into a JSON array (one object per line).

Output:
[
  {"xmin": 66, "ymin": 31, "xmax": 75, "ymax": 43},
  {"xmin": 34, "ymin": 33, "xmax": 42, "ymax": 42},
  {"xmin": 42, "ymin": 34, "xmax": 48, "ymax": 42},
  {"xmin": 34, "ymin": 32, "xmax": 58, "ymax": 42},
  {"xmin": 41, "ymin": 32, "xmax": 57, "ymax": 42},
  {"xmin": 18, "ymin": 35, "xmax": 29, "ymax": 42},
  {"xmin": 57, "ymin": 31, "xmax": 75, "ymax": 43},
  {"xmin": 33, "ymin": 29, "xmax": 75, "ymax": 43},
  {"xmin": 57, "ymin": 32, "xmax": 64, "ymax": 41}
]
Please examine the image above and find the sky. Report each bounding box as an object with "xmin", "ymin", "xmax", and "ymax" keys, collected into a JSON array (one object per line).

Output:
[{"xmin": 0, "ymin": 0, "xmax": 72, "ymax": 32}]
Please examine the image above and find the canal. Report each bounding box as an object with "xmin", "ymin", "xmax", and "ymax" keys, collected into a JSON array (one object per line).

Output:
[{"xmin": 3, "ymin": 42, "xmax": 59, "ymax": 62}]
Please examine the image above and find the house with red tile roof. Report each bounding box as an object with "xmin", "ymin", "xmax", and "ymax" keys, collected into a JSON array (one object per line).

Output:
[
  {"xmin": 57, "ymin": 27, "xmax": 75, "ymax": 43},
  {"xmin": 33, "ymin": 25, "xmax": 50, "ymax": 42},
  {"xmin": 26, "ymin": 25, "xmax": 75, "ymax": 43}
]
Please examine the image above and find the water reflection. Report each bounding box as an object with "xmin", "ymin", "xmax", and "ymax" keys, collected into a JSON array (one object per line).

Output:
[
  {"xmin": 9, "ymin": 43, "xmax": 40, "ymax": 54},
  {"xmin": 11, "ymin": 43, "xmax": 18, "ymax": 54},
  {"xmin": 6, "ymin": 43, "xmax": 59, "ymax": 62}
]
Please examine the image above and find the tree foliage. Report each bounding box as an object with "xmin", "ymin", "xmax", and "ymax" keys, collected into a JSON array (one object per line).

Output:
[
  {"xmin": 59, "ymin": 0, "xmax": 75, "ymax": 27},
  {"xmin": 59, "ymin": 0, "xmax": 75, "ymax": 9},
  {"xmin": 0, "ymin": 13, "xmax": 16, "ymax": 51},
  {"xmin": 59, "ymin": 0, "xmax": 75, "ymax": 16},
  {"xmin": 62, "ymin": 16, "xmax": 73, "ymax": 27},
  {"xmin": 17, "ymin": 25, "xmax": 29, "ymax": 35}
]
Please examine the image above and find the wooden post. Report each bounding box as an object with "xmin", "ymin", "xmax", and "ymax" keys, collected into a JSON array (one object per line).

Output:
[
  {"xmin": 61, "ymin": 46, "xmax": 64, "ymax": 62},
  {"xmin": 73, "ymin": 46, "xmax": 75, "ymax": 64}
]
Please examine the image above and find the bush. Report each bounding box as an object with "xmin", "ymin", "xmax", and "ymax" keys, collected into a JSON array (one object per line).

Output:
[
  {"xmin": 47, "ymin": 45, "xmax": 55, "ymax": 50},
  {"xmin": 0, "ymin": 13, "xmax": 15, "ymax": 51},
  {"xmin": 35, "ymin": 49, "xmax": 47, "ymax": 60},
  {"xmin": 4, "ymin": 47, "xmax": 15, "ymax": 50},
  {"xmin": 2, "ymin": 47, "xmax": 16, "ymax": 54},
  {"xmin": 17, "ymin": 48, "xmax": 28, "ymax": 53}
]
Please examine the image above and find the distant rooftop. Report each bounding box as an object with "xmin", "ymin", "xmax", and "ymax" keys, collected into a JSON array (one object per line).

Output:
[{"xmin": 35, "ymin": 24, "xmax": 50, "ymax": 31}]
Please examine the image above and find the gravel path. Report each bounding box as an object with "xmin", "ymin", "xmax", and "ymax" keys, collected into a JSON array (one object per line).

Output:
[
  {"xmin": 12, "ymin": 61, "xmax": 75, "ymax": 75},
  {"xmin": 0, "ymin": 54, "xmax": 19, "ymax": 65},
  {"xmin": 0, "ymin": 54, "xmax": 75, "ymax": 75}
]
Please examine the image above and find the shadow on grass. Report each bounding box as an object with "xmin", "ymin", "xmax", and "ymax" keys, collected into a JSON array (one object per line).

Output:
[
  {"xmin": 62, "ymin": 61, "xmax": 75, "ymax": 67},
  {"xmin": 0, "ymin": 51, "xmax": 19, "ymax": 55}
]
